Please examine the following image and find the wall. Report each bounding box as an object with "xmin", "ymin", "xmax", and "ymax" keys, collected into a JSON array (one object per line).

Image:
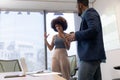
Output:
[
  {"xmin": 93, "ymin": 0, "xmax": 120, "ymax": 80},
  {"xmin": 94, "ymin": 0, "xmax": 120, "ymax": 51},
  {"xmin": 101, "ymin": 49, "xmax": 120, "ymax": 80}
]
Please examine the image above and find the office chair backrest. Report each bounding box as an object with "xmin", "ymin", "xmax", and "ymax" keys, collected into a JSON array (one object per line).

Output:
[
  {"xmin": 0, "ymin": 59, "xmax": 22, "ymax": 73},
  {"xmin": 68, "ymin": 55, "xmax": 77, "ymax": 77}
]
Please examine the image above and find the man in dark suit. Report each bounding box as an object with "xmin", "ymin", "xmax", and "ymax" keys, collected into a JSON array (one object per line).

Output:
[{"xmin": 68, "ymin": 0, "xmax": 106, "ymax": 80}]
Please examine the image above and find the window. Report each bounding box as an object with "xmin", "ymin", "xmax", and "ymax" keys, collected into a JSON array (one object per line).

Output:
[
  {"xmin": 0, "ymin": 11, "xmax": 45, "ymax": 72},
  {"xmin": 46, "ymin": 12, "xmax": 77, "ymax": 70}
]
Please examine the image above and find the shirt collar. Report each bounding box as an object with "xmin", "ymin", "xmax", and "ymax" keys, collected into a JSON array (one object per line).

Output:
[{"xmin": 81, "ymin": 8, "xmax": 89, "ymax": 18}]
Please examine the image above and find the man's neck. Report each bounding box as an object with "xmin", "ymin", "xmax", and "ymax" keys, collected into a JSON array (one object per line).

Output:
[{"xmin": 82, "ymin": 6, "xmax": 88, "ymax": 12}]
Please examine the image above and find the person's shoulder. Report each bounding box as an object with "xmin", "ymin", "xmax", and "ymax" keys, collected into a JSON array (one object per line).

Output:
[
  {"xmin": 51, "ymin": 35, "xmax": 56, "ymax": 41},
  {"xmin": 53, "ymin": 34, "xmax": 57, "ymax": 38},
  {"xmin": 87, "ymin": 8, "xmax": 96, "ymax": 12},
  {"xmin": 86, "ymin": 8, "xmax": 98, "ymax": 15}
]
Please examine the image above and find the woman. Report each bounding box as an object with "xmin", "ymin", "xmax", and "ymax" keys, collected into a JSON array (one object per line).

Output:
[{"xmin": 44, "ymin": 16, "xmax": 70, "ymax": 80}]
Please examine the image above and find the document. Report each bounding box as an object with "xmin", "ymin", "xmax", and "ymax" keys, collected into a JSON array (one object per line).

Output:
[{"xmin": 29, "ymin": 72, "xmax": 61, "ymax": 77}]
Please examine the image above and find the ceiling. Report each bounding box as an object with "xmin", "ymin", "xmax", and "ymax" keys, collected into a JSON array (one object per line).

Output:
[
  {"xmin": 0, "ymin": 0, "xmax": 77, "ymax": 12},
  {"xmin": 0, "ymin": 0, "xmax": 95, "ymax": 12}
]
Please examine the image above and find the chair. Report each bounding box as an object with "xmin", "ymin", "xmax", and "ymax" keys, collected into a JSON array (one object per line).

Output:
[
  {"xmin": 0, "ymin": 59, "xmax": 22, "ymax": 72},
  {"xmin": 68, "ymin": 55, "xmax": 78, "ymax": 80},
  {"xmin": 112, "ymin": 66, "xmax": 120, "ymax": 80}
]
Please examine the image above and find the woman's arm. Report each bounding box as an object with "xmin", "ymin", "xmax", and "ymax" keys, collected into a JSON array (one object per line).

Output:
[
  {"xmin": 63, "ymin": 34, "xmax": 71, "ymax": 50},
  {"xmin": 64, "ymin": 38, "xmax": 70, "ymax": 50},
  {"xmin": 44, "ymin": 33, "xmax": 54, "ymax": 51}
]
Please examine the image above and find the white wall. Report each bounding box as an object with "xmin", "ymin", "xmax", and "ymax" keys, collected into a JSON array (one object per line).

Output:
[
  {"xmin": 93, "ymin": 0, "xmax": 120, "ymax": 80},
  {"xmin": 101, "ymin": 49, "xmax": 120, "ymax": 80}
]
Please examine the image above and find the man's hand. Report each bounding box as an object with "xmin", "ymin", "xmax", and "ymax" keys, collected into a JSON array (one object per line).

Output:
[{"xmin": 67, "ymin": 32, "xmax": 76, "ymax": 42}]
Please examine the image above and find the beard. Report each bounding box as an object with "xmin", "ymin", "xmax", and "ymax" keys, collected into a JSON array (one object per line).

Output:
[
  {"xmin": 78, "ymin": 13, "xmax": 82, "ymax": 16},
  {"xmin": 78, "ymin": 8, "xmax": 82, "ymax": 16}
]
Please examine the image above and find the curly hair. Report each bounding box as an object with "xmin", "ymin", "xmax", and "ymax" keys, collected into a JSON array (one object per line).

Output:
[{"xmin": 51, "ymin": 16, "xmax": 68, "ymax": 32}]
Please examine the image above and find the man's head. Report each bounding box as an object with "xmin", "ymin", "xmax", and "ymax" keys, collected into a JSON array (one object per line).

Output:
[
  {"xmin": 77, "ymin": 0, "xmax": 89, "ymax": 16},
  {"xmin": 77, "ymin": 0, "xmax": 89, "ymax": 6}
]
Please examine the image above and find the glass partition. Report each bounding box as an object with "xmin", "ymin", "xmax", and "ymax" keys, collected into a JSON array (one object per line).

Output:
[
  {"xmin": 46, "ymin": 12, "xmax": 77, "ymax": 70},
  {"xmin": 0, "ymin": 11, "xmax": 45, "ymax": 72}
]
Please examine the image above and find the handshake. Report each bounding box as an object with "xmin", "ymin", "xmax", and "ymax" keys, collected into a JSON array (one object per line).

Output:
[{"xmin": 65, "ymin": 32, "xmax": 76, "ymax": 42}]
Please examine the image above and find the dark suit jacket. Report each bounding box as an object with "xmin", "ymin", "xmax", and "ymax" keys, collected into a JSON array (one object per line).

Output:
[{"xmin": 75, "ymin": 8, "xmax": 106, "ymax": 61}]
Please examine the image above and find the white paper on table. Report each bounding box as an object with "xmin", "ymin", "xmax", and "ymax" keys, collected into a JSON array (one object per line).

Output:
[{"xmin": 29, "ymin": 72, "xmax": 61, "ymax": 77}]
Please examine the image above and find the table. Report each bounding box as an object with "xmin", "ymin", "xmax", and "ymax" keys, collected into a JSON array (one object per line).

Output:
[{"xmin": 0, "ymin": 72, "xmax": 66, "ymax": 80}]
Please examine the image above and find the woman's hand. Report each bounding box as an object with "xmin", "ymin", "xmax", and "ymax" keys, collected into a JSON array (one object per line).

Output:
[
  {"xmin": 44, "ymin": 32, "xmax": 49, "ymax": 39},
  {"xmin": 63, "ymin": 33, "xmax": 71, "ymax": 50},
  {"xmin": 44, "ymin": 32, "xmax": 54, "ymax": 51}
]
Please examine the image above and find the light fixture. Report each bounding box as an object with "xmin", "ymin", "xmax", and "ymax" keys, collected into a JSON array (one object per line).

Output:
[
  {"xmin": 54, "ymin": 12, "xmax": 63, "ymax": 15},
  {"xmin": 5, "ymin": 11, "xmax": 9, "ymax": 14},
  {"xmin": 18, "ymin": 11, "xmax": 22, "ymax": 15},
  {"xmin": 27, "ymin": 11, "xmax": 30, "ymax": 15}
]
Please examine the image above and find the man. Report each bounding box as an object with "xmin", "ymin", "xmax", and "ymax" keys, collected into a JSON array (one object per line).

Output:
[{"xmin": 68, "ymin": 0, "xmax": 106, "ymax": 80}]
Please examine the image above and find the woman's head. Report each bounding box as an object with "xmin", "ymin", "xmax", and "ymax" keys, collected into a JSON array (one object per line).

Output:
[{"xmin": 51, "ymin": 16, "xmax": 68, "ymax": 32}]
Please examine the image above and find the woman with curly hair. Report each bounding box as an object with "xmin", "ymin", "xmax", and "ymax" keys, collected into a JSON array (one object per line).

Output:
[{"xmin": 44, "ymin": 16, "xmax": 70, "ymax": 80}]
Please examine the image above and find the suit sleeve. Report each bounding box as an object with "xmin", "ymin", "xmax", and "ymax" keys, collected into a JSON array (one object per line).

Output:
[{"xmin": 75, "ymin": 9, "xmax": 99, "ymax": 41}]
